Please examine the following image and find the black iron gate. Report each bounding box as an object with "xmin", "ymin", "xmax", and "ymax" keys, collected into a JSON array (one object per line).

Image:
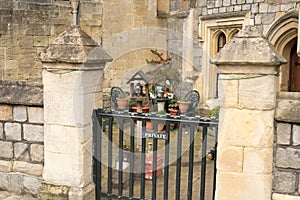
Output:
[{"xmin": 93, "ymin": 109, "xmax": 218, "ymax": 200}]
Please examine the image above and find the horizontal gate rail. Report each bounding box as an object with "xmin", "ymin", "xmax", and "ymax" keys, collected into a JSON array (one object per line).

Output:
[{"xmin": 93, "ymin": 109, "xmax": 218, "ymax": 200}]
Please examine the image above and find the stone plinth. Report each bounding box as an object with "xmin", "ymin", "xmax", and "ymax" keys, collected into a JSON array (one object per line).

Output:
[
  {"xmin": 38, "ymin": 25, "xmax": 112, "ymax": 199},
  {"xmin": 211, "ymin": 26, "xmax": 286, "ymax": 200}
]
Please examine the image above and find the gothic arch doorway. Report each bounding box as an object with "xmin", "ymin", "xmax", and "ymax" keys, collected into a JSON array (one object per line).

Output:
[
  {"xmin": 266, "ymin": 10, "xmax": 299, "ymax": 91},
  {"xmin": 290, "ymin": 41, "xmax": 300, "ymax": 91}
]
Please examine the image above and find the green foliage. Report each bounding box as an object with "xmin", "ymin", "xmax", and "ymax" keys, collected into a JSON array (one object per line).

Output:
[
  {"xmin": 206, "ymin": 106, "xmax": 220, "ymax": 118},
  {"xmin": 168, "ymin": 99, "xmax": 178, "ymax": 108}
]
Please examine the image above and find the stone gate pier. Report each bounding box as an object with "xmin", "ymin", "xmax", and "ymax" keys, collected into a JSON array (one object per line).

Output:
[
  {"xmin": 211, "ymin": 26, "xmax": 286, "ymax": 200},
  {"xmin": 38, "ymin": 25, "xmax": 112, "ymax": 199}
]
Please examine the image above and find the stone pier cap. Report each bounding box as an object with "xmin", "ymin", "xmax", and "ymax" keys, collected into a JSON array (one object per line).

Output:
[
  {"xmin": 38, "ymin": 25, "xmax": 112, "ymax": 69},
  {"xmin": 210, "ymin": 26, "xmax": 286, "ymax": 67}
]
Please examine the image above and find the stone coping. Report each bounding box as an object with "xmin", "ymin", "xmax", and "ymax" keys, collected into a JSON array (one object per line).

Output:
[
  {"xmin": 0, "ymin": 80, "xmax": 43, "ymax": 106},
  {"xmin": 275, "ymin": 92, "xmax": 300, "ymax": 123}
]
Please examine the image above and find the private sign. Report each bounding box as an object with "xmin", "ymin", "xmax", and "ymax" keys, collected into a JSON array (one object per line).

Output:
[{"xmin": 145, "ymin": 132, "xmax": 167, "ymax": 140}]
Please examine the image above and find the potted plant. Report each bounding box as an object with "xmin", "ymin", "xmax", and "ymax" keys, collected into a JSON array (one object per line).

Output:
[
  {"xmin": 178, "ymin": 97, "xmax": 191, "ymax": 113},
  {"xmin": 168, "ymin": 99, "xmax": 179, "ymax": 116},
  {"xmin": 116, "ymin": 93, "xmax": 129, "ymax": 109}
]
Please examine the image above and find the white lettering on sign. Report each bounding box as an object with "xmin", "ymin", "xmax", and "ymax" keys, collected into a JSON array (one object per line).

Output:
[{"xmin": 145, "ymin": 132, "xmax": 167, "ymax": 140}]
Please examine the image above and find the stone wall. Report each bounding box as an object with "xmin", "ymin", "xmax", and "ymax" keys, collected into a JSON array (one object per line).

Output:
[
  {"xmin": 0, "ymin": 0, "xmax": 102, "ymax": 82},
  {"xmin": 0, "ymin": 80, "xmax": 44, "ymax": 197},
  {"xmin": 273, "ymin": 92, "xmax": 300, "ymax": 199}
]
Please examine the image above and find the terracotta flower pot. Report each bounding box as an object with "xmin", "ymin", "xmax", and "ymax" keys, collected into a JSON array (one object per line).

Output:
[
  {"xmin": 116, "ymin": 98, "xmax": 129, "ymax": 109},
  {"xmin": 178, "ymin": 101, "xmax": 191, "ymax": 113},
  {"xmin": 168, "ymin": 108, "xmax": 179, "ymax": 116}
]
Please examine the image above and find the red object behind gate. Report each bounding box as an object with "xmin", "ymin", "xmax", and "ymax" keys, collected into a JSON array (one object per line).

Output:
[{"xmin": 145, "ymin": 153, "xmax": 164, "ymax": 180}]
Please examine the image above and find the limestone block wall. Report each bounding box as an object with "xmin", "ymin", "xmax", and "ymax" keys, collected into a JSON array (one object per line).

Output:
[
  {"xmin": 273, "ymin": 92, "xmax": 300, "ymax": 200},
  {"xmin": 0, "ymin": 80, "xmax": 44, "ymax": 197},
  {"xmin": 0, "ymin": 0, "xmax": 102, "ymax": 82}
]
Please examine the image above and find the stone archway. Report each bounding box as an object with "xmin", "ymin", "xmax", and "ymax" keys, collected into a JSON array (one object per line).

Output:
[{"xmin": 266, "ymin": 10, "xmax": 299, "ymax": 91}]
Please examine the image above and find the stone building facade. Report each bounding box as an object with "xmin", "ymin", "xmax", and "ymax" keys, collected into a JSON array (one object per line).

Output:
[{"xmin": 0, "ymin": 0, "xmax": 299, "ymax": 200}]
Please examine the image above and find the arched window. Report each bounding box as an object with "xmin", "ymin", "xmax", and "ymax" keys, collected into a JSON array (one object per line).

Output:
[{"xmin": 217, "ymin": 32, "xmax": 226, "ymax": 52}]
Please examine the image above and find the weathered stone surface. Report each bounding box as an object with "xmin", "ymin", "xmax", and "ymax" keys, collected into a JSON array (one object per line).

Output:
[
  {"xmin": 0, "ymin": 105, "xmax": 13, "ymax": 121},
  {"xmin": 30, "ymin": 144, "xmax": 44, "ymax": 163},
  {"xmin": 0, "ymin": 123, "xmax": 3, "ymax": 139},
  {"xmin": 218, "ymin": 108, "xmax": 274, "ymax": 147},
  {"xmin": 217, "ymin": 146, "xmax": 243, "ymax": 172},
  {"xmin": 276, "ymin": 147, "xmax": 300, "ymax": 169},
  {"xmin": 68, "ymin": 184, "xmax": 95, "ymax": 200},
  {"xmin": 272, "ymin": 193, "xmax": 300, "ymax": 200},
  {"xmin": 273, "ymin": 171, "xmax": 296, "ymax": 193},
  {"xmin": 43, "ymin": 70, "xmax": 103, "ymax": 127},
  {"xmin": 276, "ymin": 123, "xmax": 291, "ymax": 145},
  {"xmin": 23, "ymin": 175, "xmax": 42, "ymax": 195},
  {"xmin": 239, "ymin": 76, "xmax": 277, "ymax": 110},
  {"xmin": 23, "ymin": 124, "xmax": 43, "ymax": 142},
  {"xmin": 14, "ymin": 142, "xmax": 29, "ymax": 161},
  {"xmin": 13, "ymin": 161, "xmax": 43, "ymax": 176},
  {"xmin": 13, "ymin": 106, "xmax": 27, "ymax": 122},
  {"xmin": 43, "ymin": 124, "xmax": 93, "ymax": 187},
  {"xmin": 7, "ymin": 173, "xmax": 24, "ymax": 194},
  {"xmin": 4, "ymin": 122, "xmax": 22, "ymax": 141},
  {"xmin": 0, "ymin": 160, "xmax": 12, "ymax": 172},
  {"xmin": 28, "ymin": 107, "xmax": 44, "ymax": 124},
  {"xmin": 38, "ymin": 26, "xmax": 112, "ymax": 65},
  {"xmin": 0, "ymin": 172, "xmax": 9, "ymax": 191},
  {"xmin": 215, "ymin": 172, "xmax": 272, "ymax": 200},
  {"xmin": 0, "ymin": 81, "xmax": 43, "ymax": 106},
  {"xmin": 218, "ymin": 75, "xmax": 238, "ymax": 108},
  {"xmin": 292, "ymin": 125, "xmax": 300, "ymax": 145},
  {"xmin": 243, "ymin": 147, "xmax": 273, "ymax": 173},
  {"xmin": 0, "ymin": 141, "xmax": 13, "ymax": 158},
  {"xmin": 275, "ymin": 92, "xmax": 300, "ymax": 123},
  {"xmin": 38, "ymin": 183, "xmax": 69, "ymax": 200}
]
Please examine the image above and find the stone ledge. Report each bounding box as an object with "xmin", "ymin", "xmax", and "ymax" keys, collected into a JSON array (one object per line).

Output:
[
  {"xmin": 272, "ymin": 193, "xmax": 300, "ymax": 200},
  {"xmin": 275, "ymin": 92, "xmax": 300, "ymax": 123},
  {"xmin": 0, "ymin": 80, "xmax": 43, "ymax": 106}
]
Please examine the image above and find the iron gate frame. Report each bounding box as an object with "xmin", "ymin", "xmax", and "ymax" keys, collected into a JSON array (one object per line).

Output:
[{"xmin": 93, "ymin": 109, "xmax": 218, "ymax": 200}]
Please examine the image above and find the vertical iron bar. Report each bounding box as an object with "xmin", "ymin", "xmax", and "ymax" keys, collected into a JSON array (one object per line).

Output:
[
  {"xmin": 163, "ymin": 121, "xmax": 170, "ymax": 200},
  {"xmin": 92, "ymin": 110, "xmax": 102, "ymax": 200},
  {"xmin": 187, "ymin": 125, "xmax": 195, "ymax": 200},
  {"xmin": 129, "ymin": 120, "xmax": 135, "ymax": 198},
  {"xmin": 176, "ymin": 123, "xmax": 183, "ymax": 200},
  {"xmin": 152, "ymin": 135, "xmax": 158, "ymax": 200},
  {"xmin": 200, "ymin": 126, "xmax": 208, "ymax": 200},
  {"xmin": 140, "ymin": 120, "xmax": 146, "ymax": 199},
  {"xmin": 212, "ymin": 126, "xmax": 218, "ymax": 200},
  {"xmin": 118, "ymin": 119, "xmax": 124, "ymax": 197},
  {"xmin": 107, "ymin": 117, "xmax": 113, "ymax": 197}
]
